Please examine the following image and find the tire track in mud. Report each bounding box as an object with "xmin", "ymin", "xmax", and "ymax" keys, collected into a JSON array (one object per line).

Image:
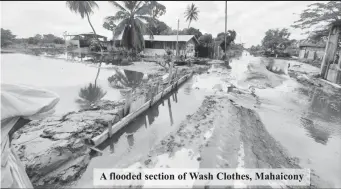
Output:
[
  {"xmin": 199, "ymin": 95, "xmax": 331, "ymax": 189},
  {"xmin": 125, "ymin": 93, "xmax": 331, "ymax": 188}
]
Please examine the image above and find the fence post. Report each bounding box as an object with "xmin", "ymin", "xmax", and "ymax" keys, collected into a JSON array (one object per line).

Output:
[
  {"xmin": 168, "ymin": 61, "xmax": 174, "ymax": 85},
  {"xmin": 145, "ymin": 115, "xmax": 150, "ymax": 128},
  {"xmin": 124, "ymin": 89, "xmax": 132, "ymax": 116},
  {"xmin": 167, "ymin": 97, "xmax": 174, "ymax": 125},
  {"xmin": 150, "ymin": 85, "xmax": 156, "ymax": 107},
  {"xmin": 108, "ymin": 120, "xmax": 113, "ymax": 138}
]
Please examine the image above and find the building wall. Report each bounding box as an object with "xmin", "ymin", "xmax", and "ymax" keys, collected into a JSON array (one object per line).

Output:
[
  {"xmin": 326, "ymin": 64, "xmax": 338, "ymax": 83},
  {"xmin": 185, "ymin": 39, "xmax": 196, "ymax": 57},
  {"xmin": 142, "ymin": 39, "xmax": 197, "ymax": 57},
  {"xmin": 298, "ymin": 46, "xmax": 325, "ymax": 60},
  {"xmin": 66, "ymin": 40, "xmax": 80, "ymax": 48}
]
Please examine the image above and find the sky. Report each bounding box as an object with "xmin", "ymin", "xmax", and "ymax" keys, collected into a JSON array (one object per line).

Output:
[{"xmin": 1, "ymin": 1, "xmax": 320, "ymax": 48}]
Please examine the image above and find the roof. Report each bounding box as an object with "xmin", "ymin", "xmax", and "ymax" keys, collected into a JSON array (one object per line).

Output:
[
  {"xmin": 66, "ymin": 32, "xmax": 107, "ymax": 39},
  {"xmin": 115, "ymin": 34, "xmax": 199, "ymax": 43},
  {"xmin": 143, "ymin": 35, "xmax": 198, "ymax": 43},
  {"xmin": 299, "ymin": 39, "xmax": 326, "ymax": 48}
]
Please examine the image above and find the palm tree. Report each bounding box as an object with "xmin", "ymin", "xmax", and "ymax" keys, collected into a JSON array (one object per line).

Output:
[
  {"xmin": 66, "ymin": 1, "xmax": 104, "ymax": 87},
  {"xmin": 66, "ymin": 1, "xmax": 104, "ymax": 52},
  {"xmin": 184, "ymin": 3, "xmax": 199, "ymax": 29},
  {"xmin": 106, "ymin": 1, "xmax": 165, "ymax": 52}
]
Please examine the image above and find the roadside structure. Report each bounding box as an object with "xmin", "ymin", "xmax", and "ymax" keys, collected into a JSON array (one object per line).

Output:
[
  {"xmin": 320, "ymin": 23, "xmax": 341, "ymax": 84},
  {"xmin": 115, "ymin": 35, "xmax": 199, "ymax": 57},
  {"xmin": 65, "ymin": 32, "xmax": 110, "ymax": 51},
  {"xmin": 298, "ymin": 39, "xmax": 326, "ymax": 61}
]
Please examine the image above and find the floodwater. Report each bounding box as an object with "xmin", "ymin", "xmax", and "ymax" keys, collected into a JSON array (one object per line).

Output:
[
  {"xmin": 3, "ymin": 51, "xmax": 340, "ymax": 187},
  {"xmin": 1, "ymin": 52, "xmax": 150, "ymax": 115},
  {"xmin": 78, "ymin": 51, "xmax": 340, "ymax": 188},
  {"xmin": 203, "ymin": 52, "xmax": 341, "ymax": 187},
  {"xmin": 73, "ymin": 76, "xmax": 211, "ymax": 188}
]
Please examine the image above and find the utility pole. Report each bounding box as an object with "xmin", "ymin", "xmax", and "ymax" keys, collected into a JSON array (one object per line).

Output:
[
  {"xmin": 224, "ymin": 1, "xmax": 227, "ymax": 60},
  {"xmin": 176, "ymin": 18, "xmax": 179, "ymax": 57}
]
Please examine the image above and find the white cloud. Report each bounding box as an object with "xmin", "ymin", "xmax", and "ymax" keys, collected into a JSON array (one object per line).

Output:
[{"xmin": 1, "ymin": 1, "xmax": 321, "ymax": 47}]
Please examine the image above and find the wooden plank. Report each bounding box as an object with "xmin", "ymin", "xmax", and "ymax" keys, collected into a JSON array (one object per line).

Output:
[
  {"xmin": 83, "ymin": 142, "xmax": 104, "ymax": 155},
  {"xmin": 123, "ymin": 89, "xmax": 132, "ymax": 116},
  {"xmin": 167, "ymin": 97, "xmax": 174, "ymax": 125},
  {"xmin": 145, "ymin": 115, "xmax": 150, "ymax": 128},
  {"xmin": 108, "ymin": 120, "xmax": 113, "ymax": 137},
  {"xmin": 90, "ymin": 73, "xmax": 193, "ymax": 147}
]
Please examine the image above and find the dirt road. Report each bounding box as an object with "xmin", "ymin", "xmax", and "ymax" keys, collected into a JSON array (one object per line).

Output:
[{"xmin": 73, "ymin": 52, "xmax": 340, "ymax": 188}]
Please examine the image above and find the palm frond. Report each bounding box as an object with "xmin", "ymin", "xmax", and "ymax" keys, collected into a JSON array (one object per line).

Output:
[
  {"xmin": 123, "ymin": 1, "xmax": 138, "ymax": 12},
  {"xmin": 108, "ymin": 1, "xmax": 129, "ymax": 12},
  {"xmin": 105, "ymin": 11, "xmax": 129, "ymax": 22},
  {"xmin": 66, "ymin": 1, "xmax": 98, "ymax": 18},
  {"xmin": 114, "ymin": 18, "xmax": 129, "ymax": 37},
  {"xmin": 135, "ymin": 3, "xmax": 152, "ymax": 16}
]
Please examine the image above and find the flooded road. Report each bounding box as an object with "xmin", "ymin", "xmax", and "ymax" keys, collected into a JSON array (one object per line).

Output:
[
  {"xmin": 3, "ymin": 51, "xmax": 340, "ymax": 188},
  {"xmin": 73, "ymin": 51, "xmax": 341, "ymax": 188},
  {"xmin": 77, "ymin": 53, "xmax": 341, "ymax": 187}
]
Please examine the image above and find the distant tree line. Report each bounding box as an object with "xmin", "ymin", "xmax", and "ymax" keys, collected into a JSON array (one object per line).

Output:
[{"xmin": 1, "ymin": 28, "xmax": 65, "ymax": 48}]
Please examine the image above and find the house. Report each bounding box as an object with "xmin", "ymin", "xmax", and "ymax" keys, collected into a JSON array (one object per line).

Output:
[
  {"xmin": 298, "ymin": 40, "xmax": 326, "ymax": 60},
  {"xmin": 115, "ymin": 35, "xmax": 199, "ymax": 57},
  {"xmin": 65, "ymin": 32, "xmax": 110, "ymax": 51}
]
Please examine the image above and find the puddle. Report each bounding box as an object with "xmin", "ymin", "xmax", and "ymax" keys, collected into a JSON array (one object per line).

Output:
[{"xmin": 187, "ymin": 52, "xmax": 341, "ymax": 187}]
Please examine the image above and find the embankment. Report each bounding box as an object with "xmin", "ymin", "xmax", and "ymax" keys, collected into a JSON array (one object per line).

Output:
[{"xmin": 10, "ymin": 63, "xmax": 210, "ymax": 188}]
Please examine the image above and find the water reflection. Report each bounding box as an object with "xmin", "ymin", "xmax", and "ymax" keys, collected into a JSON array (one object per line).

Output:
[
  {"xmin": 98, "ymin": 89, "xmax": 178, "ymax": 153},
  {"xmin": 64, "ymin": 51, "xmax": 132, "ymax": 65},
  {"xmin": 76, "ymin": 83, "xmax": 107, "ymax": 109},
  {"xmin": 300, "ymin": 117, "xmax": 331, "ymax": 145},
  {"xmin": 299, "ymin": 86, "xmax": 341, "ymax": 145},
  {"xmin": 108, "ymin": 68, "xmax": 144, "ymax": 90}
]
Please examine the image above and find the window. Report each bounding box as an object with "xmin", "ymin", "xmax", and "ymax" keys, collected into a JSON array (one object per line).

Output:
[{"xmin": 145, "ymin": 41, "xmax": 152, "ymax": 48}]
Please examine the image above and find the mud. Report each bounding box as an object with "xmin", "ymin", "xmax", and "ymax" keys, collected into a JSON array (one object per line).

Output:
[
  {"xmin": 11, "ymin": 100, "xmax": 125, "ymax": 188},
  {"xmin": 10, "ymin": 61, "xmax": 210, "ymax": 188},
  {"xmin": 123, "ymin": 95, "xmax": 330, "ymax": 188}
]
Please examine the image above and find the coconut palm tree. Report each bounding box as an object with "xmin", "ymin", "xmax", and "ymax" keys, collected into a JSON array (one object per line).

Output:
[
  {"xmin": 106, "ymin": 1, "xmax": 165, "ymax": 52},
  {"xmin": 66, "ymin": 1, "xmax": 104, "ymax": 87},
  {"xmin": 184, "ymin": 3, "xmax": 199, "ymax": 29},
  {"xmin": 66, "ymin": 1, "xmax": 104, "ymax": 51}
]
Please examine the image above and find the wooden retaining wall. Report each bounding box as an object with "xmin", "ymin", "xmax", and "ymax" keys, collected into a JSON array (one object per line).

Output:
[{"xmin": 89, "ymin": 71, "xmax": 193, "ymax": 147}]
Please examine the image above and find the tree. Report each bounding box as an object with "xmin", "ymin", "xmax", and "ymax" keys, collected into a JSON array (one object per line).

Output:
[
  {"xmin": 292, "ymin": 1, "xmax": 341, "ymax": 40},
  {"xmin": 147, "ymin": 20, "xmax": 170, "ymax": 35},
  {"xmin": 103, "ymin": 19, "xmax": 117, "ymax": 41},
  {"xmin": 261, "ymin": 28, "xmax": 291, "ymax": 52},
  {"xmin": 198, "ymin": 34, "xmax": 213, "ymax": 46},
  {"xmin": 106, "ymin": 1, "xmax": 165, "ymax": 52},
  {"xmin": 34, "ymin": 34, "xmax": 43, "ymax": 41},
  {"xmin": 217, "ymin": 30, "xmax": 237, "ymax": 52},
  {"xmin": 184, "ymin": 3, "xmax": 199, "ymax": 29},
  {"xmin": 28, "ymin": 37, "xmax": 39, "ymax": 45},
  {"xmin": 66, "ymin": 1, "xmax": 103, "ymax": 51},
  {"xmin": 183, "ymin": 27, "xmax": 202, "ymax": 39},
  {"xmin": 1, "ymin": 28, "xmax": 16, "ymax": 47},
  {"xmin": 66, "ymin": 1, "xmax": 103, "ymax": 87}
]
